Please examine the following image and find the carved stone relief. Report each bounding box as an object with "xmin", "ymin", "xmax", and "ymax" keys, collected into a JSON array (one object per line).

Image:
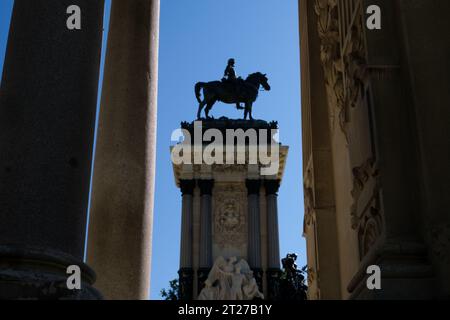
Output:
[
  {"xmin": 350, "ymin": 158, "xmax": 377, "ymax": 229},
  {"xmin": 303, "ymin": 160, "xmax": 315, "ymax": 230},
  {"xmin": 358, "ymin": 204, "xmax": 383, "ymax": 258},
  {"xmin": 213, "ymin": 184, "xmax": 247, "ymax": 248},
  {"xmin": 350, "ymin": 158, "xmax": 384, "ymax": 258}
]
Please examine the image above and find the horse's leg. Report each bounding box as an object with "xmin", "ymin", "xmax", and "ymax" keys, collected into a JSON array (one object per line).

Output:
[
  {"xmin": 205, "ymin": 101, "xmax": 216, "ymax": 119},
  {"xmin": 244, "ymin": 102, "xmax": 253, "ymax": 120},
  {"xmin": 197, "ymin": 101, "xmax": 206, "ymax": 119},
  {"xmin": 248, "ymin": 102, "xmax": 254, "ymax": 120}
]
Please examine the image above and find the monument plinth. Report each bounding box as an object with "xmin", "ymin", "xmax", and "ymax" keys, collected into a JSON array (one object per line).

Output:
[{"xmin": 171, "ymin": 118, "xmax": 288, "ymax": 300}]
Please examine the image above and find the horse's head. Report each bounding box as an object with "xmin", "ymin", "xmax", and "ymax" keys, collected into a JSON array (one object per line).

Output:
[
  {"xmin": 260, "ymin": 73, "xmax": 271, "ymax": 91},
  {"xmin": 247, "ymin": 72, "xmax": 271, "ymax": 91}
]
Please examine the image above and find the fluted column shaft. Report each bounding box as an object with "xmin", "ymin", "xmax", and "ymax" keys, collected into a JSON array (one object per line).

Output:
[
  {"xmin": 198, "ymin": 180, "xmax": 214, "ymax": 269},
  {"xmin": 0, "ymin": 0, "xmax": 105, "ymax": 299},
  {"xmin": 265, "ymin": 180, "xmax": 281, "ymax": 269},
  {"xmin": 87, "ymin": 0, "xmax": 160, "ymax": 300},
  {"xmin": 246, "ymin": 180, "xmax": 262, "ymax": 269}
]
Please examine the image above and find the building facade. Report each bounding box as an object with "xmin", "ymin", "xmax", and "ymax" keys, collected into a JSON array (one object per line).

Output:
[{"xmin": 300, "ymin": 0, "xmax": 450, "ymax": 299}]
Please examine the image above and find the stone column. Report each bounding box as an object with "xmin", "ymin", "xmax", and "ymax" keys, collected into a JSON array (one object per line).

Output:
[
  {"xmin": 246, "ymin": 180, "xmax": 263, "ymax": 290},
  {"xmin": 265, "ymin": 180, "xmax": 282, "ymax": 300},
  {"xmin": 86, "ymin": 0, "xmax": 160, "ymax": 300},
  {"xmin": 197, "ymin": 180, "xmax": 214, "ymax": 293},
  {"xmin": 178, "ymin": 180, "xmax": 195, "ymax": 300},
  {"xmin": 265, "ymin": 180, "xmax": 281, "ymax": 268},
  {"xmin": 0, "ymin": 0, "xmax": 105, "ymax": 299}
]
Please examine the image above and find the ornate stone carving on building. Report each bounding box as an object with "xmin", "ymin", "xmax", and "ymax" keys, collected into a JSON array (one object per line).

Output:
[
  {"xmin": 358, "ymin": 204, "xmax": 383, "ymax": 258},
  {"xmin": 303, "ymin": 159, "xmax": 315, "ymax": 231},
  {"xmin": 350, "ymin": 158, "xmax": 383, "ymax": 258},
  {"xmin": 304, "ymin": 186, "xmax": 315, "ymax": 228},
  {"xmin": 307, "ymin": 266, "xmax": 316, "ymax": 284},
  {"xmin": 350, "ymin": 158, "xmax": 376, "ymax": 228},
  {"xmin": 213, "ymin": 184, "xmax": 247, "ymax": 247},
  {"xmin": 314, "ymin": 0, "xmax": 368, "ymax": 140}
]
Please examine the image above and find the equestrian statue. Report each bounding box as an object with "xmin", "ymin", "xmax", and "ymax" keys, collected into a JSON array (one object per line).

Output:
[{"xmin": 195, "ymin": 59, "xmax": 271, "ymax": 120}]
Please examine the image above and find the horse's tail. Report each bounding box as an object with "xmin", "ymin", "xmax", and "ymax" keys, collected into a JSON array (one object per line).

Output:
[{"xmin": 195, "ymin": 82, "xmax": 205, "ymax": 103}]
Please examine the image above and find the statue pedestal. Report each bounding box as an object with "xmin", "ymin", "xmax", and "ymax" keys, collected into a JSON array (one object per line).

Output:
[{"xmin": 172, "ymin": 119, "xmax": 288, "ymax": 300}]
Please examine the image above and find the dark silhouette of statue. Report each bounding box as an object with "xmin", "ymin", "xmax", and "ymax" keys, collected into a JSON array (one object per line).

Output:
[
  {"xmin": 222, "ymin": 58, "xmax": 248, "ymax": 111},
  {"xmin": 224, "ymin": 58, "xmax": 237, "ymax": 81},
  {"xmin": 279, "ymin": 253, "xmax": 308, "ymax": 301},
  {"xmin": 195, "ymin": 59, "xmax": 271, "ymax": 120}
]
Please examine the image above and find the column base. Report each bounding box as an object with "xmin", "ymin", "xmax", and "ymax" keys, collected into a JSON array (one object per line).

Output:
[
  {"xmin": 0, "ymin": 246, "xmax": 101, "ymax": 300},
  {"xmin": 348, "ymin": 241, "xmax": 435, "ymax": 300},
  {"xmin": 178, "ymin": 268, "xmax": 194, "ymax": 301},
  {"xmin": 266, "ymin": 268, "xmax": 282, "ymax": 301}
]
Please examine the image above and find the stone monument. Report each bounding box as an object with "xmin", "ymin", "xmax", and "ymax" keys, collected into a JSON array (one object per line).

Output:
[{"xmin": 171, "ymin": 118, "xmax": 288, "ymax": 300}]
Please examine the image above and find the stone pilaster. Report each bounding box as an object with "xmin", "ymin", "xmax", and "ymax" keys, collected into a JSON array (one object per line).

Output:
[
  {"xmin": 0, "ymin": 0, "xmax": 105, "ymax": 299},
  {"xmin": 178, "ymin": 180, "xmax": 195, "ymax": 300},
  {"xmin": 86, "ymin": 0, "xmax": 160, "ymax": 300},
  {"xmin": 265, "ymin": 180, "xmax": 281, "ymax": 269},
  {"xmin": 198, "ymin": 180, "xmax": 214, "ymax": 269},
  {"xmin": 246, "ymin": 180, "xmax": 262, "ymax": 270}
]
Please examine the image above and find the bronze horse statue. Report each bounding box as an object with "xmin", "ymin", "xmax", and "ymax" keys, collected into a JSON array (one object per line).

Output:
[{"xmin": 195, "ymin": 72, "xmax": 271, "ymax": 120}]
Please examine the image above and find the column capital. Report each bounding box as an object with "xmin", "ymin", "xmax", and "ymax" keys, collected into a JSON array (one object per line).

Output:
[
  {"xmin": 264, "ymin": 180, "xmax": 281, "ymax": 195},
  {"xmin": 180, "ymin": 180, "xmax": 196, "ymax": 196},
  {"xmin": 246, "ymin": 179, "xmax": 261, "ymax": 195},
  {"xmin": 198, "ymin": 179, "xmax": 214, "ymax": 196}
]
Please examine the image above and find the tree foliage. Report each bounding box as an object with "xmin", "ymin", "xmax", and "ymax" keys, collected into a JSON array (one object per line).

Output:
[{"xmin": 160, "ymin": 279, "xmax": 180, "ymax": 301}]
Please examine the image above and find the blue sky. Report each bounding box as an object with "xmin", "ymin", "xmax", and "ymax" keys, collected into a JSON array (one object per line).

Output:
[{"xmin": 0, "ymin": 0, "xmax": 305, "ymax": 300}]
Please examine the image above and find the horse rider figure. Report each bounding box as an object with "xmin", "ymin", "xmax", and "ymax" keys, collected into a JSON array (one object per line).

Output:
[{"xmin": 223, "ymin": 58, "xmax": 244, "ymax": 110}]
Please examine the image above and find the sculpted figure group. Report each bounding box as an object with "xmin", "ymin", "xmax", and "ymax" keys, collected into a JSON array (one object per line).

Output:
[{"xmin": 198, "ymin": 256, "xmax": 264, "ymax": 301}]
